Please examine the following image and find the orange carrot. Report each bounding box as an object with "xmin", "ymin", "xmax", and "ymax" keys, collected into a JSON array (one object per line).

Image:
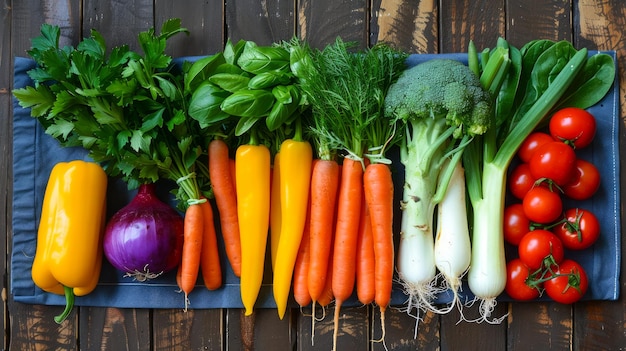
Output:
[
  {"xmin": 208, "ymin": 139, "xmax": 242, "ymax": 277},
  {"xmin": 229, "ymin": 158, "xmax": 237, "ymax": 193},
  {"xmin": 292, "ymin": 202, "xmax": 312, "ymax": 307},
  {"xmin": 312, "ymin": 237, "xmax": 334, "ymax": 347},
  {"xmin": 363, "ymin": 163, "xmax": 395, "ymax": 344},
  {"xmin": 317, "ymin": 251, "xmax": 334, "ymax": 307},
  {"xmin": 180, "ymin": 202, "xmax": 204, "ymax": 310},
  {"xmin": 331, "ymin": 158, "xmax": 363, "ymax": 349},
  {"xmin": 355, "ymin": 189, "xmax": 375, "ymax": 305},
  {"xmin": 307, "ymin": 159, "xmax": 339, "ymax": 303},
  {"xmin": 200, "ymin": 200, "xmax": 222, "ymax": 290}
]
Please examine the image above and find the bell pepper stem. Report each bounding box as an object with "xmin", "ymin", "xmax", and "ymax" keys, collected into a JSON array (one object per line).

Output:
[{"xmin": 54, "ymin": 285, "xmax": 75, "ymax": 324}]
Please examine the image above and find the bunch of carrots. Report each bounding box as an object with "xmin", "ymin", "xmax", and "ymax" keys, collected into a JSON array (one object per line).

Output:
[{"xmin": 172, "ymin": 38, "xmax": 408, "ymax": 351}]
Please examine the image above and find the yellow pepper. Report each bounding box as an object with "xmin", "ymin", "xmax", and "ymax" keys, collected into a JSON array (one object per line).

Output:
[
  {"xmin": 236, "ymin": 143, "xmax": 271, "ymax": 316},
  {"xmin": 269, "ymin": 152, "xmax": 281, "ymax": 271},
  {"xmin": 31, "ymin": 160, "xmax": 108, "ymax": 323},
  {"xmin": 272, "ymin": 136, "xmax": 313, "ymax": 319}
]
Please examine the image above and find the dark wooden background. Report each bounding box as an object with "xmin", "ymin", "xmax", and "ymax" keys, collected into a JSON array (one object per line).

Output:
[{"xmin": 1, "ymin": 0, "xmax": 625, "ymax": 350}]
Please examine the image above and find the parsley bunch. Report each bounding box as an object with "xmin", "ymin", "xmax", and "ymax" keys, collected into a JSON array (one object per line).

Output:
[{"xmin": 14, "ymin": 19, "xmax": 212, "ymax": 206}]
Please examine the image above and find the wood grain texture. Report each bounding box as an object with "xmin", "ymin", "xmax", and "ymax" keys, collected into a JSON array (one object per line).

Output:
[
  {"xmin": 574, "ymin": 2, "xmax": 626, "ymax": 349},
  {"xmin": 83, "ymin": 0, "xmax": 154, "ymax": 51},
  {"xmin": 0, "ymin": 1, "xmax": 11, "ymax": 348},
  {"xmin": 226, "ymin": 0, "xmax": 295, "ymax": 45},
  {"xmin": 507, "ymin": 303, "xmax": 573, "ymax": 350},
  {"xmin": 79, "ymin": 308, "xmax": 151, "ymax": 351},
  {"xmin": 506, "ymin": 0, "xmax": 572, "ymax": 47},
  {"xmin": 8, "ymin": 301, "xmax": 78, "ymax": 350},
  {"xmin": 504, "ymin": 3, "xmax": 576, "ymax": 350},
  {"xmin": 8, "ymin": 2, "xmax": 82, "ymax": 349},
  {"xmin": 225, "ymin": 309, "xmax": 293, "ymax": 351},
  {"xmin": 371, "ymin": 0, "xmax": 438, "ymax": 53},
  {"xmin": 152, "ymin": 308, "xmax": 223, "ymax": 350},
  {"xmin": 370, "ymin": 308, "xmax": 440, "ymax": 350},
  {"xmin": 298, "ymin": 0, "xmax": 369, "ymax": 49},
  {"xmin": 439, "ymin": 0, "xmax": 505, "ymax": 53},
  {"xmin": 155, "ymin": 0, "xmax": 225, "ymax": 55}
]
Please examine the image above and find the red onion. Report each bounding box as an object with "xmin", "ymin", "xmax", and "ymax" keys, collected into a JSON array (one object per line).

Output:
[{"xmin": 104, "ymin": 183, "xmax": 184, "ymax": 281}]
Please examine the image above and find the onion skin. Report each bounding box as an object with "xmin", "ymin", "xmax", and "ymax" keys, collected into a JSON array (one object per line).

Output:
[{"xmin": 104, "ymin": 183, "xmax": 184, "ymax": 281}]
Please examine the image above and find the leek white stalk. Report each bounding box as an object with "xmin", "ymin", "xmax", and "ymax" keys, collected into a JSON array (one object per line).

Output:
[
  {"xmin": 396, "ymin": 133, "xmax": 441, "ymax": 317},
  {"xmin": 466, "ymin": 162, "xmax": 507, "ymax": 323},
  {"xmin": 434, "ymin": 161, "xmax": 471, "ymax": 312}
]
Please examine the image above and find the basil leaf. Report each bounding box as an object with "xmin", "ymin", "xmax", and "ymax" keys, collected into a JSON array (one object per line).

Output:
[
  {"xmin": 248, "ymin": 70, "xmax": 292, "ymax": 89},
  {"xmin": 188, "ymin": 81, "xmax": 232, "ymax": 128},
  {"xmin": 237, "ymin": 41, "xmax": 290, "ymax": 74},
  {"xmin": 184, "ymin": 53, "xmax": 225, "ymax": 92},
  {"xmin": 220, "ymin": 89, "xmax": 274, "ymax": 117},
  {"xmin": 209, "ymin": 72, "xmax": 251, "ymax": 92}
]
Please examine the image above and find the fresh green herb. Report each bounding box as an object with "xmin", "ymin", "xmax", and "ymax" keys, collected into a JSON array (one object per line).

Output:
[
  {"xmin": 293, "ymin": 38, "xmax": 407, "ymax": 164},
  {"xmin": 13, "ymin": 19, "xmax": 213, "ymax": 207}
]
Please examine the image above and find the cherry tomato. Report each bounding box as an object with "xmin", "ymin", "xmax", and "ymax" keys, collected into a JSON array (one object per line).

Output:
[
  {"xmin": 518, "ymin": 132, "xmax": 554, "ymax": 163},
  {"xmin": 549, "ymin": 107, "xmax": 596, "ymax": 149},
  {"xmin": 522, "ymin": 186, "xmax": 562, "ymax": 224},
  {"xmin": 503, "ymin": 203, "xmax": 531, "ymax": 246},
  {"xmin": 505, "ymin": 258, "xmax": 542, "ymax": 301},
  {"xmin": 528, "ymin": 141, "xmax": 577, "ymax": 186},
  {"xmin": 509, "ymin": 163, "xmax": 536, "ymax": 200},
  {"xmin": 562, "ymin": 159, "xmax": 601, "ymax": 200},
  {"xmin": 554, "ymin": 208, "xmax": 600, "ymax": 250},
  {"xmin": 544, "ymin": 259, "xmax": 589, "ymax": 304},
  {"xmin": 518, "ymin": 229, "xmax": 564, "ymax": 270}
]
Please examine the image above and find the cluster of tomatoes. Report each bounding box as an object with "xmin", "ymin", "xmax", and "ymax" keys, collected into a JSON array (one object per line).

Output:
[{"xmin": 503, "ymin": 107, "xmax": 601, "ymax": 304}]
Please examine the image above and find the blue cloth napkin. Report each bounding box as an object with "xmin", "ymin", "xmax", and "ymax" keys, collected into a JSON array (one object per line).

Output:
[{"xmin": 10, "ymin": 53, "xmax": 620, "ymax": 310}]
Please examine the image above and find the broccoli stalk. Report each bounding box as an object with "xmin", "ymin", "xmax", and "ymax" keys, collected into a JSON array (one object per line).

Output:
[{"xmin": 384, "ymin": 57, "xmax": 492, "ymax": 315}]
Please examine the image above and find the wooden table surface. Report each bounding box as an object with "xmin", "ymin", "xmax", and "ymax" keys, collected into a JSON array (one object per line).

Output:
[{"xmin": 1, "ymin": 0, "xmax": 625, "ymax": 350}]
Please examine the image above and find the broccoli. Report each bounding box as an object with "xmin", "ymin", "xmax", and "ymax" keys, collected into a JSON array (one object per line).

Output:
[
  {"xmin": 384, "ymin": 58, "xmax": 492, "ymax": 139},
  {"xmin": 383, "ymin": 58, "xmax": 493, "ymax": 310}
]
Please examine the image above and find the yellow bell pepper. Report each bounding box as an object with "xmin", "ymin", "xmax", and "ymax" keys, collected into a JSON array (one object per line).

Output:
[{"xmin": 31, "ymin": 160, "xmax": 108, "ymax": 323}]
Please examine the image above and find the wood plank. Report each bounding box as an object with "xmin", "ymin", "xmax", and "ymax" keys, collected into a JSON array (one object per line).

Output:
[
  {"xmin": 504, "ymin": 1, "xmax": 576, "ymax": 349},
  {"xmin": 295, "ymin": 304, "xmax": 369, "ymax": 351},
  {"xmin": 225, "ymin": 0, "xmax": 296, "ymax": 45},
  {"xmin": 436, "ymin": 1, "xmax": 508, "ymax": 349},
  {"xmin": 0, "ymin": 0, "xmax": 12, "ymax": 348},
  {"xmin": 574, "ymin": 1, "xmax": 626, "ymax": 348},
  {"xmin": 298, "ymin": 0, "xmax": 369, "ymax": 49},
  {"xmin": 439, "ymin": 0, "xmax": 505, "ymax": 53},
  {"xmin": 507, "ymin": 302, "xmax": 573, "ymax": 350},
  {"xmin": 83, "ymin": 0, "xmax": 154, "ymax": 51},
  {"xmin": 370, "ymin": 1, "xmax": 443, "ymax": 349},
  {"xmin": 8, "ymin": 300, "xmax": 78, "ymax": 350},
  {"xmin": 371, "ymin": 308, "xmax": 440, "ymax": 350},
  {"xmin": 152, "ymin": 308, "xmax": 224, "ymax": 350},
  {"xmin": 155, "ymin": 0, "xmax": 225, "ymax": 55},
  {"xmin": 75, "ymin": 4, "xmax": 155, "ymax": 349},
  {"xmin": 506, "ymin": 0, "xmax": 572, "ymax": 47},
  {"xmin": 79, "ymin": 307, "xmax": 151, "ymax": 351},
  {"xmin": 226, "ymin": 308, "xmax": 294, "ymax": 351},
  {"xmin": 11, "ymin": 0, "xmax": 81, "ymax": 56},
  {"xmin": 8, "ymin": 2, "xmax": 82, "ymax": 349},
  {"xmin": 440, "ymin": 304, "xmax": 507, "ymax": 350},
  {"xmin": 371, "ymin": 0, "xmax": 439, "ymax": 53}
]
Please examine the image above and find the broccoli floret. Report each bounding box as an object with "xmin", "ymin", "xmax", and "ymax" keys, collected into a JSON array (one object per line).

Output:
[{"xmin": 384, "ymin": 58, "xmax": 492, "ymax": 139}]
